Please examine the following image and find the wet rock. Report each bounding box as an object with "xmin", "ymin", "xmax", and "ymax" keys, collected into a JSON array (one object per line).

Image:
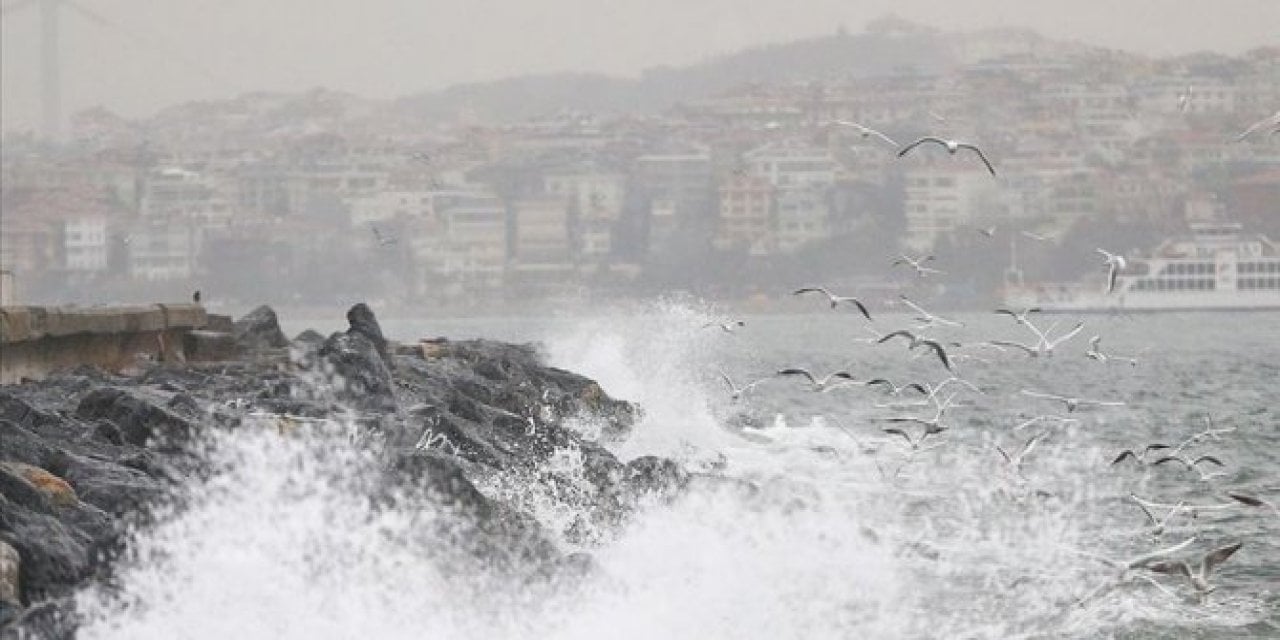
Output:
[
  {"xmin": 231, "ymin": 305, "xmax": 289, "ymax": 351},
  {"xmin": 346, "ymin": 302, "xmax": 389, "ymax": 361},
  {"xmin": 73, "ymin": 388, "xmax": 193, "ymax": 450},
  {"xmin": 0, "ymin": 464, "xmax": 76, "ymax": 508},
  {"xmin": 0, "ymin": 541, "xmax": 19, "ymax": 607},
  {"xmin": 183, "ymin": 330, "xmax": 240, "ymax": 362},
  {"xmin": 315, "ymin": 332, "xmax": 395, "ymax": 407}
]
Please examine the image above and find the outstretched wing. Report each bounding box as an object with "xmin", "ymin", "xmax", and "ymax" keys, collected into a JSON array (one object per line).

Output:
[
  {"xmin": 1192, "ymin": 455, "xmax": 1224, "ymax": 467},
  {"xmin": 1111, "ymin": 450, "xmax": 1137, "ymax": 466},
  {"xmin": 1145, "ymin": 560, "xmax": 1192, "ymax": 579},
  {"xmin": 839, "ymin": 297, "xmax": 873, "ymax": 321},
  {"xmin": 1152, "ymin": 456, "xmax": 1191, "ymax": 469},
  {"xmin": 777, "ymin": 368, "xmax": 817, "ymax": 385},
  {"xmin": 917, "ymin": 340, "xmax": 953, "ymax": 371},
  {"xmin": 877, "ymin": 330, "xmax": 917, "ymax": 345},
  {"xmin": 959, "ymin": 144, "xmax": 997, "ymax": 176},
  {"xmin": 988, "ymin": 340, "xmax": 1037, "ymax": 356},
  {"xmin": 1202, "ymin": 542, "xmax": 1243, "ymax": 575},
  {"xmin": 793, "ymin": 287, "xmax": 832, "ymax": 299},
  {"xmin": 897, "ymin": 137, "xmax": 947, "ymax": 157}
]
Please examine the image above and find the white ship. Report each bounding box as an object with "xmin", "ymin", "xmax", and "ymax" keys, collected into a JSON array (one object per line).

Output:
[{"xmin": 1001, "ymin": 221, "xmax": 1280, "ymax": 312}]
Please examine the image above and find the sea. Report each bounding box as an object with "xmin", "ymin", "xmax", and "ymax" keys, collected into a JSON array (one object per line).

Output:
[{"xmin": 75, "ymin": 300, "xmax": 1280, "ymax": 639}]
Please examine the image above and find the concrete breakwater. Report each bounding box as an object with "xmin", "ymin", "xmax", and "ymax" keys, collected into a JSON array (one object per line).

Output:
[
  {"xmin": 0, "ymin": 303, "xmax": 694, "ymax": 638},
  {"xmin": 0, "ymin": 304, "xmax": 211, "ymax": 385}
]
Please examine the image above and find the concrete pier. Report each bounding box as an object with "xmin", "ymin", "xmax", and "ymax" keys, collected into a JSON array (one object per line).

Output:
[{"xmin": 0, "ymin": 304, "xmax": 208, "ymax": 384}]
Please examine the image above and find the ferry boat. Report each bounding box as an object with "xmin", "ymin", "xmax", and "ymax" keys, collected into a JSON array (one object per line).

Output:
[{"xmin": 1001, "ymin": 221, "xmax": 1280, "ymax": 312}]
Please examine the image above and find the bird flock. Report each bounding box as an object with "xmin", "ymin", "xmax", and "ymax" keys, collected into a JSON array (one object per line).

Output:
[{"xmin": 697, "ymin": 244, "xmax": 1272, "ymax": 610}]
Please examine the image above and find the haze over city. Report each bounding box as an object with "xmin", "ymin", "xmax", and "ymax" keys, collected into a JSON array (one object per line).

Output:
[{"xmin": 2, "ymin": 0, "xmax": 1279, "ymax": 131}]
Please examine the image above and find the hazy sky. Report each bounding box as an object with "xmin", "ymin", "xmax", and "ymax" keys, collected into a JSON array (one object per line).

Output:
[{"xmin": 2, "ymin": 0, "xmax": 1278, "ymax": 132}]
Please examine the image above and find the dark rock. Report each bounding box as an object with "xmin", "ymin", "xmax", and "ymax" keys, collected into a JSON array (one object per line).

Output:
[
  {"xmin": 315, "ymin": 332, "xmax": 395, "ymax": 406},
  {"xmin": 73, "ymin": 388, "xmax": 193, "ymax": 450},
  {"xmin": 292, "ymin": 329, "xmax": 325, "ymax": 346},
  {"xmin": 345, "ymin": 303, "xmax": 389, "ymax": 361},
  {"xmin": 231, "ymin": 305, "xmax": 289, "ymax": 351}
]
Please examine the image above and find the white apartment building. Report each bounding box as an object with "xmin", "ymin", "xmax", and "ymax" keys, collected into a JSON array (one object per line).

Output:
[
  {"xmin": 903, "ymin": 165, "xmax": 999, "ymax": 251},
  {"xmin": 63, "ymin": 215, "xmax": 109, "ymax": 272}
]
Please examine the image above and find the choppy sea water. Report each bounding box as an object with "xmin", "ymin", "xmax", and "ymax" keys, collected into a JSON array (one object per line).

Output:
[{"xmin": 78, "ymin": 302, "xmax": 1280, "ymax": 638}]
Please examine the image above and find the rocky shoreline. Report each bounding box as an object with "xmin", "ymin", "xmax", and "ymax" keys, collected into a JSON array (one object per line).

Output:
[{"xmin": 0, "ymin": 303, "xmax": 691, "ymax": 639}]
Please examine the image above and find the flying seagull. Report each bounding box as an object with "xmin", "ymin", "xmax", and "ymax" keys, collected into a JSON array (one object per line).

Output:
[
  {"xmin": 879, "ymin": 391, "xmax": 959, "ymax": 436},
  {"xmin": 702, "ymin": 320, "xmax": 746, "ymax": 333},
  {"xmin": 1079, "ymin": 535, "xmax": 1198, "ymax": 573},
  {"xmin": 1152, "ymin": 454, "xmax": 1226, "ymax": 481},
  {"xmin": 1019, "ymin": 389, "xmax": 1125, "ymax": 413},
  {"xmin": 892, "ymin": 254, "xmax": 945, "ymax": 278},
  {"xmin": 1234, "ymin": 110, "xmax": 1280, "ymax": 142},
  {"xmin": 994, "ymin": 307, "xmax": 1042, "ymax": 326},
  {"xmin": 793, "ymin": 287, "xmax": 872, "ymax": 320},
  {"xmin": 977, "ymin": 225, "xmax": 997, "ymax": 238},
  {"xmin": 718, "ymin": 369, "xmax": 770, "ymax": 401},
  {"xmin": 1176, "ymin": 85, "xmax": 1194, "ymax": 113},
  {"xmin": 899, "ymin": 295, "xmax": 964, "ymax": 328},
  {"xmin": 1086, "ymin": 335, "xmax": 1138, "ymax": 366},
  {"xmin": 1131, "ymin": 495, "xmax": 1187, "ymax": 539},
  {"xmin": 898, "ymin": 137, "xmax": 997, "ymax": 176},
  {"xmin": 776, "ymin": 368, "xmax": 858, "ymax": 392},
  {"xmin": 876, "ymin": 329, "xmax": 954, "ymax": 371},
  {"xmin": 1020, "ymin": 230, "xmax": 1054, "ymax": 242},
  {"xmin": 989, "ymin": 323, "xmax": 1085, "ymax": 358},
  {"xmin": 1226, "ymin": 493, "xmax": 1279, "ymax": 516},
  {"xmin": 1111, "ymin": 444, "xmax": 1172, "ymax": 466},
  {"xmin": 370, "ymin": 224, "xmax": 398, "ymax": 247},
  {"xmin": 1145, "ymin": 541, "xmax": 1243, "ymax": 600},
  {"xmin": 828, "ymin": 120, "xmax": 898, "ymax": 148},
  {"xmin": 865, "ymin": 378, "xmax": 929, "ymax": 397},
  {"xmin": 995, "ymin": 430, "xmax": 1048, "ymax": 476},
  {"xmin": 881, "ymin": 425, "xmax": 944, "ymax": 451},
  {"xmin": 1097, "ymin": 248, "xmax": 1127, "ymax": 294}
]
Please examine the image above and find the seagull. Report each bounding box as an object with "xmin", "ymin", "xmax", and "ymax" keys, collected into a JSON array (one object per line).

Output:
[
  {"xmin": 1145, "ymin": 541, "xmax": 1243, "ymax": 599},
  {"xmin": 1097, "ymin": 248, "xmax": 1127, "ymax": 294},
  {"xmin": 990, "ymin": 321, "xmax": 1084, "ymax": 358},
  {"xmin": 1086, "ymin": 335, "xmax": 1138, "ymax": 366},
  {"xmin": 898, "ymin": 136, "xmax": 997, "ymax": 176},
  {"xmin": 892, "ymin": 254, "xmax": 945, "ymax": 278},
  {"xmin": 776, "ymin": 368, "xmax": 858, "ymax": 392},
  {"xmin": 1235, "ymin": 110, "xmax": 1280, "ymax": 142},
  {"xmin": 865, "ymin": 378, "xmax": 929, "ymax": 397},
  {"xmin": 192, "ymin": 290, "xmax": 201, "ymax": 304},
  {"xmin": 899, "ymin": 295, "xmax": 964, "ymax": 328},
  {"xmin": 370, "ymin": 224, "xmax": 398, "ymax": 247},
  {"xmin": 1080, "ymin": 535, "xmax": 1199, "ymax": 573},
  {"xmin": 876, "ymin": 329, "xmax": 953, "ymax": 371},
  {"xmin": 702, "ymin": 320, "xmax": 746, "ymax": 333},
  {"xmin": 879, "ymin": 391, "xmax": 959, "ymax": 436},
  {"xmin": 881, "ymin": 425, "xmax": 944, "ymax": 451},
  {"xmin": 1152, "ymin": 454, "xmax": 1226, "ymax": 481},
  {"xmin": 977, "ymin": 225, "xmax": 997, "ymax": 238},
  {"xmin": 1013, "ymin": 414, "xmax": 1080, "ymax": 432},
  {"xmin": 1168, "ymin": 417, "xmax": 1235, "ymax": 458},
  {"xmin": 1176, "ymin": 85, "xmax": 1194, "ymax": 113},
  {"xmin": 994, "ymin": 307, "xmax": 1042, "ymax": 326},
  {"xmin": 1020, "ymin": 230, "xmax": 1053, "ymax": 242},
  {"xmin": 1111, "ymin": 444, "xmax": 1173, "ymax": 466},
  {"xmin": 1131, "ymin": 496, "xmax": 1187, "ymax": 539},
  {"xmin": 1019, "ymin": 389, "xmax": 1125, "ymax": 413},
  {"xmin": 410, "ymin": 151, "xmax": 433, "ymax": 164},
  {"xmin": 828, "ymin": 120, "xmax": 898, "ymax": 148},
  {"xmin": 793, "ymin": 287, "xmax": 872, "ymax": 320},
  {"xmin": 995, "ymin": 430, "xmax": 1048, "ymax": 476},
  {"xmin": 718, "ymin": 369, "xmax": 770, "ymax": 401}
]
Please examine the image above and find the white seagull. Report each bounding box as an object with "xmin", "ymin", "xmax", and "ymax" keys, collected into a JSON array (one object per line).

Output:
[
  {"xmin": 864, "ymin": 378, "xmax": 929, "ymax": 397},
  {"xmin": 1151, "ymin": 454, "xmax": 1226, "ymax": 481},
  {"xmin": 879, "ymin": 391, "xmax": 959, "ymax": 437},
  {"xmin": 702, "ymin": 320, "xmax": 746, "ymax": 333},
  {"xmin": 1020, "ymin": 230, "xmax": 1054, "ymax": 242},
  {"xmin": 995, "ymin": 430, "xmax": 1048, "ymax": 476},
  {"xmin": 776, "ymin": 368, "xmax": 858, "ymax": 392},
  {"xmin": 876, "ymin": 329, "xmax": 954, "ymax": 371},
  {"xmin": 899, "ymin": 295, "xmax": 964, "ymax": 328},
  {"xmin": 793, "ymin": 287, "xmax": 872, "ymax": 320},
  {"xmin": 898, "ymin": 136, "xmax": 997, "ymax": 176},
  {"xmin": 1234, "ymin": 110, "xmax": 1280, "ymax": 142},
  {"xmin": 994, "ymin": 307, "xmax": 1042, "ymax": 326},
  {"xmin": 1097, "ymin": 248, "xmax": 1127, "ymax": 294},
  {"xmin": 1176, "ymin": 85, "xmax": 1194, "ymax": 112},
  {"xmin": 1131, "ymin": 495, "xmax": 1187, "ymax": 539},
  {"xmin": 1086, "ymin": 335, "xmax": 1138, "ymax": 366},
  {"xmin": 1145, "ymin": 541, "xmax": 1243, "ymax": 600},
  {"xmin": 1111, "ymin": 443, "xmax": 1172, "ymax": 466},
  {"xmin": 370, "ymin": 224, "xmax": 398, "ymax": 247},
  {"xmin": 718, "ymin": 369, "xmax": 770, "ymax": 401},
  {"xmin": 1019, "ymin": 389, "xmax": 1125, "ymax": 413},
  {"xmin": 892, "ymin": 254, "xmax": 945, "ymax": 278},
  {"xmin": 828, "ymin": 120, "xmax": 898, "ymax": 148},
  {"xmin": 989, "ymin": 321, "xmax": 1085, "ymax": 358}
]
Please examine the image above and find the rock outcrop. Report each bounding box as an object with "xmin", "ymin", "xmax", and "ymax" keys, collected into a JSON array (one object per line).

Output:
[{"xmin": 0, "ymin": 303, "xmax": 680, "ymax": 638}]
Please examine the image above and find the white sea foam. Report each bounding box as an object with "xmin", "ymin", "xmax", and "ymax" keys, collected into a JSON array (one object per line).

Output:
[{"xmin": 75, "ymin": 302, "xmax": 1276, "ymax": 638}]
